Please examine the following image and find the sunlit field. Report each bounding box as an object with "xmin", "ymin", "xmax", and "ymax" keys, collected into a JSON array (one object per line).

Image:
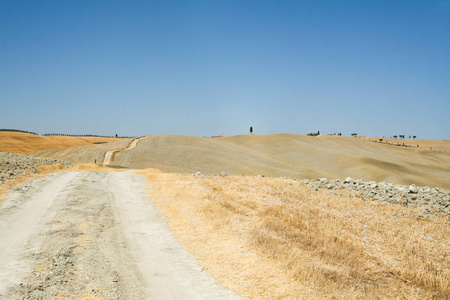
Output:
[{"xmin": 138, "ymin": 169, "xmax": 449, "ymax": 299}]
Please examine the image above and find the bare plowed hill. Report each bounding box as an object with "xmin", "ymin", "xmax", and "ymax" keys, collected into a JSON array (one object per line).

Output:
[
  {"xmin": 0, "ymin": 131, "xmax": 123, "ymax": 154},
  {"xmin": 32, "ymin": 134, "xmax": 450, "ymax": 189},
  {"xmin": 32, "ymin": 139, "xmax": 132, "ymax": 165}
]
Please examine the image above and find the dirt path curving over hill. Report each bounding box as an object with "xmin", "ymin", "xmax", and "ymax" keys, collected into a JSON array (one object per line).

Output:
[
  {"xmin": 0, "ymin": 171, "xmax": 239, "ymax": 299},
  {"xmin": 101, "ymin": 136, "xmax": 147, "ymax": 166}
]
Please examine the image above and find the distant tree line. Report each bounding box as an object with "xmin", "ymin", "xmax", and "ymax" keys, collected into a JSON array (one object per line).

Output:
[
  {"xmin": 0, "ymin": 129, "xmax": 38, "ymax": 135},
  {"xmin": 0, "ymin": 129, "xmax": 136, "ymax": 138},
  {"xmin": 307, "ymin": 131, "xmax": 320, "ymax": 136},
  {"xmin": 392, "ymin": 135, "xmax": 416, "ymax": 139},
  {"xmin": 308, "ymin": 131, "xmax": 346, "ymax": 136}
]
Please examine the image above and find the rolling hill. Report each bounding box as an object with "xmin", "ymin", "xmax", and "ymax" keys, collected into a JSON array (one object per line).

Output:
[{"xmin": 31, "ymin": 133, "xmax": 450, "ymax": 189}]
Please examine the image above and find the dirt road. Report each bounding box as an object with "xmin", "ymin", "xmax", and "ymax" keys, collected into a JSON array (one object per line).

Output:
[
  {"xmin": 102, "ymin": 136, "xmax": 147, "ymax": 166},
  {"xmin": 0, "ymin": 171, "xmax": 240, "ymax": 299}
]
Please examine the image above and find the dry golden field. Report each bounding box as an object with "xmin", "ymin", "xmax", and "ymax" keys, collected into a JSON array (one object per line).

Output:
[
  {"xmin": 0, "ymin": 131, "xmax": 123, "ymax": 153},
  {"xmin": 2, "ymin": 131, "xmax": 450, "ymax": 298},
  {"xmin": 137, "ymin": 168, "xmax": 449, "ymax": 299}
]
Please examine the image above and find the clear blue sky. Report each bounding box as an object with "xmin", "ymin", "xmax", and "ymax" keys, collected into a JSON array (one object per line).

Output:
[{"xmin": 1, "ymin": 0, "xmax": 449, "ymax": 139}]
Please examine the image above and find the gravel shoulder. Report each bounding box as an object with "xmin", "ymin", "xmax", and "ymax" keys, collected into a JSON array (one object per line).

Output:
[
  {"xmin": 0, "ymin": 171, "xmax": 240, "ymax": 299},
  {"xmin": 299, "ymin": 177, "xmax": 450, "ymax": 217},
  {"xmin": 0, "ymin": 151, "xmax": 71, "ymax": 184}
]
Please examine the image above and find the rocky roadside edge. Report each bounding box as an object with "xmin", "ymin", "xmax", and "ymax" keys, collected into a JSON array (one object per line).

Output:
[
  {"xmin": 299, "ymin": 177, "xmax": 450, "ymax": 218},
  {"xmin": 193, "ymin": 171, "xmax": 450, "ymax": 218},
  {"xmin": 0, "ymin": 151, "xmax": 72, "ymax": 184}
]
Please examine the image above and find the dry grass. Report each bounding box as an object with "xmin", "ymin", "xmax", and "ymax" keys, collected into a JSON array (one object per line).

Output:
[
  {"xmin": 137, "ymin": 168, "xmax": 450, "ymax": 299},
  {"xmin": 65, "ymin": 163, "xmax": 116, "ymax": 172},
  {"xmin": 36, "ymin": 163, "xmax": 116, "ymax": 173},
  {"xmin": 0, "ymin": 131, "xmax": 123, "ymax": 154}
]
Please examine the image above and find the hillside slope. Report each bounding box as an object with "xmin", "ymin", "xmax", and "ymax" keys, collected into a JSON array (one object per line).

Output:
[
  {"xmin": 360, "ymin": 136, "xmax": 450, "ymax": 152},
  {"xmin": 32, "ymin": 134, "xmax": 450, "ymax": 189},
  {"xmin": 31, "ymin": 139, "xmax": 132, "ymax": 165},
  {"xmin": 0, "ymin": 131, "xmax": 123, "ymax": 154}
]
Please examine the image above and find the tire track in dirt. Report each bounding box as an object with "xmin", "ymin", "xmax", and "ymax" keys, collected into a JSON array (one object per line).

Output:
[
  {"xmin": 0, "ymin": 172, "xmax": 76, "ymax": 295},
  {"xmin": 0, "ymin": 171, "xmax": 240, "ymax": 299},
  {"xmin": 101, "ymin": 136, "xmax": 147, "ymax": 166}
]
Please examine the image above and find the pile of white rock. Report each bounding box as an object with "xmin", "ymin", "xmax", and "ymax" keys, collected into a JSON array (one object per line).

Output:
[
  {"xmin": 298, "ymin": 177, "xmax": 450, "ymax": 217},
  {"xmin": 0, "ymin": 151, "xmax": 71, "ymax": 184}
]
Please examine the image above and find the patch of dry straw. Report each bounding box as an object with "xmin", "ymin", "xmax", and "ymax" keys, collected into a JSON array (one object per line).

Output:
[{"xmin": 137, "ymin": 168, "xmax": 449, "ymax": 299}]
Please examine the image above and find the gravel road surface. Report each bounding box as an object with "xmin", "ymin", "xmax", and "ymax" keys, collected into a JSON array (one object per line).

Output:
[{"xmin": 0, "ymin": 171, "xmax": 239, "ymax": 299}]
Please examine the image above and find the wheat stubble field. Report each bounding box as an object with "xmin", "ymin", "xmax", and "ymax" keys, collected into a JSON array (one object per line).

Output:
[
  {"xmin": 0, "ymin": 131, "xmax": 449, "ymax": 299},
  {"xmin": 138, "ymin": 169, "xmax": 449, "ymax": 299},
  {"xmin": 0, "ymin": 131, "xmax": 124, "ymax": 154}
]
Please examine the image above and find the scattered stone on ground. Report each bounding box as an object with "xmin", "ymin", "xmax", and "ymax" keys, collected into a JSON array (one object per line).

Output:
[
  {"xmin": 297, "ymin": 177, "xmax": 450, "ymax": 217},
  {"xmin": 0, "ymin": 151, "xmax": 71, "ymax": 184}
]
